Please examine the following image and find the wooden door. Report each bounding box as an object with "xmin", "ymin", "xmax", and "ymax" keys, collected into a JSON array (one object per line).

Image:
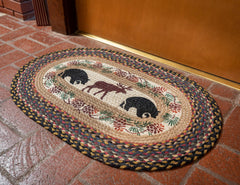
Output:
[{"xmin": 76, "ymin": 0, "xmax": 240, "ymax": 83}]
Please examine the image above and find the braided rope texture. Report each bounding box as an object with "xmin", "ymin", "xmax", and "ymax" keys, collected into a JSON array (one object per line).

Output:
[{"xmin": 10, "ymin": 48, "xmax": 222, "ymax": 171}]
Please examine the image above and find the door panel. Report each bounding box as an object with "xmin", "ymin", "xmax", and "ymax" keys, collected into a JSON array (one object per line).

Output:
[{"xmin": 76, "ymin": 0, "xmax": 240, "ymax": 83}]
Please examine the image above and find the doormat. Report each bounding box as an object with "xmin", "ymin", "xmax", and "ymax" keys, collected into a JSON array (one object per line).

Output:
[{"xmin": 11, "ymin": 48, "xmax": 222, "ymax": 171}]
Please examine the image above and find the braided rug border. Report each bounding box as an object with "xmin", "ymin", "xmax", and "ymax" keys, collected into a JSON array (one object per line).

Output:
[{"xmin": 10, "ymin": 48, "xmax": 222, "ymax": 171}]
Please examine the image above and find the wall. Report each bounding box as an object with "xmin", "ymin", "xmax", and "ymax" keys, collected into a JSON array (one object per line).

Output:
[
  {"xmin": 76, "ymin": 0, "xmax": 240, "ymax": 83},
  {"xmin": 0, "ymin": 0, "xmax": 34, "ymax": 20}
]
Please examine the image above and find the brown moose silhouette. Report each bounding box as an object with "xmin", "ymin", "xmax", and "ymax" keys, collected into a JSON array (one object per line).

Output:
[{"xmin": 82, "ymin": 81, "xmax": 132, "ymax": 100}]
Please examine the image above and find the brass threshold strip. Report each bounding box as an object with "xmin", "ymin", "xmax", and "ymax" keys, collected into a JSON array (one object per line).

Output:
[{"xmin": 79, "ymin": 33, "xmax": 240, "ymax": 90}]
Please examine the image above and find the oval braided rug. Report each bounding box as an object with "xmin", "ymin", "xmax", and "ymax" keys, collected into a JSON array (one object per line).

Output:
[{"xmin": 11, "ymin": 48, "xmax": 222, "ymax": 171}]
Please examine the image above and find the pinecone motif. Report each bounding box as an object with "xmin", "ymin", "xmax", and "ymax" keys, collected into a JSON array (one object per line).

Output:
[
  {"xmin": 68, "ymin": 60, "xmax": 80, "ymax": 66},
  {"xmin": 114, "ymin": 69, "xmax": 127, "ymax": 77},
  {"xmin": 126, "ymin": 74, "xmax": 139, "ymax": 83},
  {"xmin": 93, "ymin": 62, "xmax": 102, "ymax": 69},
  {"xmin": 45, "ymin": 72, "xmax": 56, "ymax": 80},
  {"xmin": 71, "ymin": 98, "xmax": 85, "ymax": 110},
  {"xmin": 147, "ymin": 123, "xmax": 164, "ymax": 134},
  {"xmin": 152, "ymin": 87, "xmax": 167, "ymax": 94},
  {"xmin": 113, "ymin": 118, "xmax": 127, "ymax": 132},
  {"xmin": 49, "ymin": 85, "xmax": 63, "ymax": 94},
  {"xmin": 82, "ymin": 105, "xmax": 97, "ymax": 116},
  {"xmin": 169, "ymin": 102, "xmax": 181, "ymax": 113}
]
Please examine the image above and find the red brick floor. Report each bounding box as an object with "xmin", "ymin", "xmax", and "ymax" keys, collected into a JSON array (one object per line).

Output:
[{"xmin": 0, "ymin": 14, "xmax": 239, "ymax": 185}]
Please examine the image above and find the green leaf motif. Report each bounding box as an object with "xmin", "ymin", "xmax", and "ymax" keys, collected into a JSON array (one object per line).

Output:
[
  {"xmin": 162, "ymin": 113, "xmax": 179, "ymax": 126},
  {"xmin": 101, "ymin": 68, "xmax": 112, "ymax": 73},
  {"xmin": 45, "ymin": 80, "xmax": 52, "ymax": 88},
  {"xmin": 165, "ymin": 93, "xmax": 174, "ymax": 102},
  {"xmin": 67, "ymin": 91, "xmax": 75, "ymax": 98},
  {"xmin": 168, "ymin": 117, "xmax": 179, "ymax": 126},
  {"xmin": 99, "ymin": 110, "xmax": 113, "ymax": 122},
  {"xmin": 54, "ymin": 64, "xmax": 67, "ymax": 71},
  {"xmin": 136, "ymin": 82, "xmax": 145, "ymax": 88},
  {"xmin": 134, "ymin": 120, "xmax": 152, "ymax": 128},
  {"xmin": 129, "ymin": 127, "xmax": 141, "ymax": 136},
  {"xmin": 61, "ymin": 92, "xmax": 68, "ymax": 100}
]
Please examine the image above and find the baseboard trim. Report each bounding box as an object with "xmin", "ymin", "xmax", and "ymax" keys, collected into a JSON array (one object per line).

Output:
[{"xmin": 78, "ymin": 32, "xmax": 240, "ymax": 90}]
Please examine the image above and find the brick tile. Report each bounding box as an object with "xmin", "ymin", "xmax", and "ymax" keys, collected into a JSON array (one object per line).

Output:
[
  {"xmin": 210, "ymin": 83, "xmax": 239, "ymax": 100},
  {"xmin": 35, "ymin": 42, "xmax": 77, "ymax": 56},
  {"xmin": 14, "ymin": 10, "xmax": 35, "ymax": 20},
  {"xmin": 22, "ymin": 19, "xmax": 36, "ymax": 26},
  {"xmin": 220, "ymin": 106, "xmax": 240, "ymax": 151},
  {"xmin": 69, "ymin": 36, "xmax": 110, "ymax": 48},
  {"xmin": 1, "ymin": 26, "xmax": 35, "ymax": 41},
  {"xmin": 186, "ymin": 168, "xmax": 227, "ymax": 185},
  {"xmin": 146, "ymin": 165, "xmax": 191, "ymax": 185},
  {"xmin": 3, "ymin": 0, "xmax": 33, "ymax": 13},
  {"xmin": 0, "ymin": 86, "xmax": 10, "ymax": 101},
  {"xmin": 0, "ymin": 44, "xmax": 14, "ymax": 55},
  {"xmin": 0, "ymin": 66, "xmax": 18, "ymax": 87},
  {"xmin": 13, "ymin": 38, "xmax": 46, "ymax": 54},
  {"xmin": 0, "ymin": 99, "xmax": 40, "ymax": 136},
  {"xmin": 0, "ymin": 51, "xmax": 28, "ymax": 68},
  {"xmin": 0, "ymin": 173, "xmax": 11, "ymax": 185},
  {"xmin": 0, "ymin": 130, "xmax": 63, "ymax": 178},
  {"xmin": 79, "ymin": 161, "xmax": 152, "ymax": 185},
  {"xmin": 30, "ymin": 32, "xmax": 62, "ymax": 46},
  {"xmin": 14, "ymin": 56, "xmax": 34, "ymax": 67},
  {"xmin": 13, "ymin": 0, "xmax": 30, "ymax": 2},
  {"xmin": 71, "ymin": 180, "xmax": 84, "ymax": 185},
  {"xmin": 0, "ymin": 121, "xmax": 20, "ymax": 153},
  {"xmin": 19, "ymin": 145, "xmax": 90, "ymax": 185},
  {"xmin": 0, "ymin": 15, "xmax": 23, "ymax": 30},
  {"xmin": 0, "ymin": 7, "xmax": 14, "ymax": 16},
  {"xmin": 199, "ymin": 146, "xmax": 240, "ymax": 184},
  {"xmin": 32, "ymin": 25, "xmax": 52, "ymax": 32},
  {"xmin": 0, "ymin": 25, "xmax": 11, "ymax": 35},
  {"xmin": 188, "ymin": 75, "xmax": 213, "ymax": 89},
  {"xmin": 213, "ymin": 96, "xmax": 232, "ymax": 118}
]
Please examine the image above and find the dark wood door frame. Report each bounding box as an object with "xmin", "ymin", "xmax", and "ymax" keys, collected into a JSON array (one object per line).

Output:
[{"xmin": 46, "ymin": 0, "xmax": 77, "ymax": 34}]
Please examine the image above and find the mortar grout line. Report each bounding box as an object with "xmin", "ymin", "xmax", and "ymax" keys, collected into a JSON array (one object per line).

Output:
[
  {"xmin": 1, "ymin": 14, "xmax": 27, "ymax": 24},
  {"xmin": 0, "ymin": 25, "xmax": 36, "ymax": 41},
  {"xmin": 0, "ymin": 118, "xmax": 25, "ymax": 144},
  {"xmin": 0, "ymin": 82, "xmax": 10, "ymax": 91},
  {"xmin": 0, "ymin": 114, "xmax": 43, "ymax": 146},
  {"xmin": 0, "ymin": 42, "xmax": 35, "ymax": 62},
  {"xmin": 15, "ymin": 141, "xmax": 66, "ymax": 183},
  {"xmin": 196, "ymin": 164, "xmax": 239, "ymax": 185},
  {"xmin": 206, "ymin": 82, "xmax": 215, "ymax": 92},
  {"xmin": 0, "ymin": 23, "xmax": 17, "ymax": 32},
  {"xmin": 0, "ymin": 48, "xmax": 17, "ymax": 57},
  {"xmin": 235, "ymin": 93, "xmax": 240, "ymax": 105},
  {"xmin": 0, "ymin": 81, "xmax": 11, "ymax": 90},
  {"xmin": 179, "ymin": 163, "xmax": 198, "ymax": 185},
  {"xmin": 0, "ymin": 128, "xmax": 52, "ymax": 184},
  {"xmin": 218, "ymin": 143, "xmax": 240, "ymax": 155},
  {"xmin": 67, "ymin": 160, "xmax": 95, "ymax": 185},
  {"xmin": 137, "ymin": 172, "xmax": 163, "ymax": 185},
  {"xmin": 221, "ymin": 104, "xmax": 237, "ymax": 126},
  {"xmin": 0, "ymin": 14, "xmax": 239, "ymax": 184},
  {"xmin": 211, "ymin": 93, "xmax": 238, "ymax": 103},
  {"xmin": 0, "ymin": 165, "xmax": 17, "ymax": 185},
  {"xmin": 5, "ymin": 37, "xmax": 47, "ymax": 55}
]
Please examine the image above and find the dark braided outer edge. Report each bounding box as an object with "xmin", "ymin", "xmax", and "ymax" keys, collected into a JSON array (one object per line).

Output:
[{"xmin": 10, "ymin": 48, "xmax": 222, "ymax": 171}]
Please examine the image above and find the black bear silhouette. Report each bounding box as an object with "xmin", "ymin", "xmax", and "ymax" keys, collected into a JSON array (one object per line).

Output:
[
  {"xmin": 120, "ymin": 97, "xmax": 159, "ymax": 118},
  {"xmin": 58, "ymin": 69, "xmax": 89, "ymax": 85}
]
